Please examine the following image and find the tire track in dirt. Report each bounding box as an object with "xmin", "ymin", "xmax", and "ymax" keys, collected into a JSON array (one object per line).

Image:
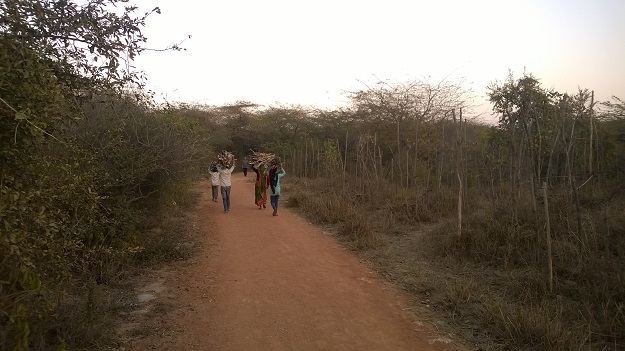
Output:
[{"xmin": 124, "ymin": 173, "xmax": 465, "ymax": 351}]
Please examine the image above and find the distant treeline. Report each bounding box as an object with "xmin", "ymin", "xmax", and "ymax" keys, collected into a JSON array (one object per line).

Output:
[{"xmin": 1, "ymin": 0, "xmax": 623, "ymax": 349}]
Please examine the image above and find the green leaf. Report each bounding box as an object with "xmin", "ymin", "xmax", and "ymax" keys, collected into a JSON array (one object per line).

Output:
[{"xmin": 15, "ymin": 112, "xmax": 28, "ymax": 120}]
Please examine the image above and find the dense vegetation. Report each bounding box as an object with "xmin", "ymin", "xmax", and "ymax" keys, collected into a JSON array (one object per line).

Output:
[
  {"xmin": 0, "ymin": 1, "xmax": 211, "ymax": 349},
  {"xmin": 2, "ymin": 1, "xmax": 624, "ymax": 350}
]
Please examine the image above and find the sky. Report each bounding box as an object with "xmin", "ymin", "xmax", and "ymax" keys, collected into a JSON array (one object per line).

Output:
[{"xmin": 130, "ymin": 0, "xmax": 625, "ymax": 121}]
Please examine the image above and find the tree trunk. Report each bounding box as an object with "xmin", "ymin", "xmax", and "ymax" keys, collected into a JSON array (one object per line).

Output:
[
  {"xmin": 588, "ymin": 91, "xmax": 595, "ymax": 192},
  {"xmin": 566, "ymin": 120, "xmax": 583, "ymax": 252},
  {"xmin": 316, "ymin": 138, "xmax": 320, "ymax": 178},
  {"xmin": 543, "ymin": 182, "xmax": 553, "ymax": 294},
  {"xmin": 343, "ymin": 131, "xmax": 348, "ymax": 191},
  {"xmin": 453, "ymin": 109, "xmax": 463, "ymax": 237},
  {"xmin": 304, "ymin": 135, "xmax": 308, "ymax": 178},
  {"xmin": 414, "ymin": 121, "xmax": 419, "ymax": 188},
  {"xmin": 406, "ymin": 147, "xmax": 410, "ymax": 189},
  {"xmin": 378, "ymin": 146, "xmax": 383, "ymax": 183}
]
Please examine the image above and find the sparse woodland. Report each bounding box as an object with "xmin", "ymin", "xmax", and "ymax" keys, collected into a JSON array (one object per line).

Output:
[
  {"xmin": 279, "ymin": 79, "xmax": 625, "ymax": 351},
  {"xmin": 1, "ymin": 1, "xmax": 624, "ymax": 350}
]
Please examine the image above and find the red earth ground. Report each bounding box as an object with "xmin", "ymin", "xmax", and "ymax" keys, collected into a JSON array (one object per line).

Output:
[{"xmin": 119, "ymin": 173, "xmax": 466, "ymax": 351}]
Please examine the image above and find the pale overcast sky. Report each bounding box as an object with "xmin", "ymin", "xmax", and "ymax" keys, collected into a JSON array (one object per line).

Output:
[{"xmin": 131, "ymin": 0, "xmax": 625, "ymax": 120}]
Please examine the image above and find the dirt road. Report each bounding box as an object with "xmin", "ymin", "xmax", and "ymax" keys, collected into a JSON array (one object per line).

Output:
[{"xmin": 124, "ymin": 173, "xmax": 463, "ymax": 350}]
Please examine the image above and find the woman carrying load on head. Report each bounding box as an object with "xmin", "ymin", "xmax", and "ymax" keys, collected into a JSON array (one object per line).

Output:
[
  {"xmin": 253, "ymin": 162, "xmax": 268, "ymax": 209},
  {"xmin": 268, "ymin": 162, "xmax": 286, "ymax": 216}
]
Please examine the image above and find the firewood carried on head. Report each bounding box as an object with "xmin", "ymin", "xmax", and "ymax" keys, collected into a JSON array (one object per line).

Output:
[
  {"xmin": 267, "ymin": 156, "xmax": 282, "ymax": 169},
  {"xmin": 249, "ymin": 150, "xmax": 281, "ymax": 169},
  {"xmin": 216, "ymin": 150, "xmax": 235, "ymax": 168}
]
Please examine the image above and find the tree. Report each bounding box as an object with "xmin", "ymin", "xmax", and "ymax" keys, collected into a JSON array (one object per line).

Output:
[
  {"xmin": 0, "ymin": 0, "xmax": 167, "ymax": 95},
  {"xmin": 598, "ymin": 98, "xmax": 625, "ymax": 179},
  {"xmin": 600, "ymin": 96, "xmax": 625, "ymax": 120},
  {"xmin": 0, "ymin": 0, "xmax": 171, "ymax": 163},
  {"xmin": 488, "ymin": 71, "xmax": 558, "ymax": 229},
  {"xmin": 0, "ymin": 1, "xmax": 184, "ymax": 349},
  {"xmin": 348, "ymin": 78, "xmax": 469, "ymax": 189}
]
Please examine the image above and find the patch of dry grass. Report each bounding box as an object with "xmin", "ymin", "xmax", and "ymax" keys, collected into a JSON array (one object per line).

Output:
[
  {"xmin": 286, "ymin": 176, "xmax": 625, "ymax": 351},
  {"xmin": 286, "ymin": 182, "xmax": 379, "ymax": 250}
]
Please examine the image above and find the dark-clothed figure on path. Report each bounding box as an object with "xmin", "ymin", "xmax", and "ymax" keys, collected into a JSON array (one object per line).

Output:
[{"xmin": 242, "ymin": 157, "xmax": 249, "ymax": 177}]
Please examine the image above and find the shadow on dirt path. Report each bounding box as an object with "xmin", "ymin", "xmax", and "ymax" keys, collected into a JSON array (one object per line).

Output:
[{"xmin": 120, "ymin": 173, "xmax": 465, "ymax": 351}]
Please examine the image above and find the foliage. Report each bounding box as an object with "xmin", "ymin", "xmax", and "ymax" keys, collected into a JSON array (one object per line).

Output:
[
  {"xmin": 600, "ymin": 96, "xmax": 625, "ymax": 120},
  {"xmin": 0, "ymin": 1, "xmax": 204, "ymax": 350},
  {"xmin": 0, "ymin": 0, "xmax": 162, "ymax": 95},
  {"xmin": 3, "ymin": 1, "xmax": 625, "ymax": 347},
  {"xmin": 214, "ymin": 102, "xmax": 262, "ymax": 157},
  {"xmin": 600, "ymin": 118, "xmax": 625, "ymax": 178},
  {"xmin": 255, "ymin": 106, "xmax": 312, "ymax": 154}
]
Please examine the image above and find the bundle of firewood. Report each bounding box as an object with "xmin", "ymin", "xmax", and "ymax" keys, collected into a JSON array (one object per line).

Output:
[
  {"xmin": 216, "ymin": 150, "xmax": 235, "ymax": 168},
  {"xmin": 249, "ymin": 151, "xmax": 274, "ymax": 166},
  {"xmin": 267, "ymin": 156, "xmax": 282, "ymax": 170},
  {"xmin": 250, "ymin": 151, "xmax": 282, "ymax": 169}
]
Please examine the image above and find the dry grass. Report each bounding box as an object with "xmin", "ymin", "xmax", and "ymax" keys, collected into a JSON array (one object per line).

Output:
[
  {"xmin": 285, "ymin": 176, "xmax": 625, "ymax": 351},
  {"xmin": 53, "ymin": 283, "xmax": 133, "ymax": 349},
  {"xmin": 286, "ymin": 181, "xmax": 379, "ymax": 250}
]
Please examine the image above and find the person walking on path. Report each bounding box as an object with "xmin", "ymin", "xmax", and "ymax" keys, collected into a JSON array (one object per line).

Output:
[
  {"xmin": 241, "ymin": 157, "xmax": 250, "ymax": 177},
  {"xmin": 253, "ymin": 163, "xmax": 268, "ymax": 210},
  {"xmin": 268, "ymin": 164, "xmax": 286, "ymax": 216},
  {"xmin": 217, "ymin": 163, "xmax": 235, "ymax": 213},
  {"xmin": 208, "ymin": 162, "xmax": 220, "ymax": 202}
]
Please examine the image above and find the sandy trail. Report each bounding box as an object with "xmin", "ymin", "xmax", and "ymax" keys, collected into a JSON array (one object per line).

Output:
[{"xmin": 126, "ymin": 173, "xmax": 463, "ymax": 351}]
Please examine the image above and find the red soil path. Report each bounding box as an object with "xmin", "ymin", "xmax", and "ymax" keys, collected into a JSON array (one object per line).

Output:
[{"xmin": 125, "ymin": 173, "xmax": 464, "ymax": 351}]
